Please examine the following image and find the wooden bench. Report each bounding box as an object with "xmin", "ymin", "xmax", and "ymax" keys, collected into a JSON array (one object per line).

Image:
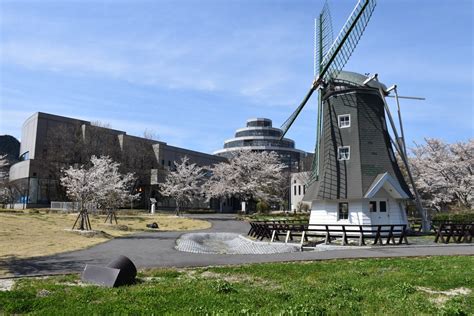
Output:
[
  {"xmin": 247, "ymin": 221, "xmax": 273, "ymax": 240},
  {"xmin": 433, "ymin": 221, "xmax": 473, "ymax": 244},
  {"xmin": 247, "ymin": 220, "xmax": 308, "ymax": 241},
  {"xmin": 300, "ymin": 224, "xmax": 408, "ymax": 249},
  {"xmin": 269, "ymin": 222, "xmax": 308, "ymax": 243},
  {"xmin": 408, "ymin": 219, "xmax": 423, "ymax": 233},
  {"xmin": 247, "ymin": 221, "xmax": 409, "ymax": 249}
]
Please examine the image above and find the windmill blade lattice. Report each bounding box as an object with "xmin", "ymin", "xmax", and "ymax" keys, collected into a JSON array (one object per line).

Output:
[
  {"xmin": 280, "ymin": 0, "xmax": 376, "ymax": 138},
  {"xmin": 319, "ymin": 0, "xmax": 376, "ymax": 83},
  {"xmin": 314, "ymin": 1, "xmax": 334, "ymax": 77},
  {"xmin": 312, "ymin": 0, "xmax": 334, "ymax": 182}
]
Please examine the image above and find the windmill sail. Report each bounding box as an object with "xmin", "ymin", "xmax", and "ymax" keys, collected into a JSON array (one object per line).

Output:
[
  {"xmin": 319, "ymin": 0, "xmax": 376, "ymax": 83},
  {"xmin": 313, "ymin": 0, "xmax": 334, "ymax": 182},
  {"xmin": 280, "ymin": 0, "xmax": 376, "ymax": 138},
  {"xmin": 314, "ymin": 1, "xmax": 334, "ymax": 77}
]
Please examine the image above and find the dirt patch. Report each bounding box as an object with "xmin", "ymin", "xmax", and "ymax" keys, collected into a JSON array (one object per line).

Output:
[
  {"xmin": 416, "ymin": 286, "xmax": 472, "ymax": 306},
  {"xmin": 64, "ymin": 229, "xmax": 113, "ymax": 238},
  {"xmin": 0, "ymin": 212, "xmax": 210, "ymax": 277}
]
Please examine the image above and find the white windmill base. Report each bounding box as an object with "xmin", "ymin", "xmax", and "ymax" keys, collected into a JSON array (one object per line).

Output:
[{"xmin": 308, "ymin": 176, "xmax": 409, "ymax": 227}]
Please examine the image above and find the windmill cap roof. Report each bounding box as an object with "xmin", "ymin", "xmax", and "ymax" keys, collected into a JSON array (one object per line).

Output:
[{"xmin": 335, "ymin": 71, "xmax": 387, "ymax": 91}]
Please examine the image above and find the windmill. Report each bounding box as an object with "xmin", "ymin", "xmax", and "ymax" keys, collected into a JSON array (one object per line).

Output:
[{"xmin": 281, "ymin": 0, "xmax": 429, "ymax": 231}]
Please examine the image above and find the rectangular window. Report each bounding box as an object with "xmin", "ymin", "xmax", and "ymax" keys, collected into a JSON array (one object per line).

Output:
[
  {"xmin": 369, "ymin": 201, "xmax": 377, "ymax": 212},
  {"xmin": 161, "ymin": 159, "xmax": 165, "ymax": 165},
  {"xmin": 303, "ymin": 185, "xmax": 306, "ymax": 194},
  {"xmin": 298, "ymin": 185, "xmax": 301, "ymax": 195},
  {"xmin": 380, "ymin": 201, "xmax": 387, "ymax": 212},
  {"xmin": 338, "ymin": 202, "xmax": 349, "ymax": 220},
  {"xmin": 338, "ymin": 146, "xmax": 350, "ymax": 160},
  {"xmin": 294, "ymin": 186, "xmax": 297, "ymax": 196},
  {"xmin": 338, "ymin": 114, "xmax": 351, "ymax": 128}
]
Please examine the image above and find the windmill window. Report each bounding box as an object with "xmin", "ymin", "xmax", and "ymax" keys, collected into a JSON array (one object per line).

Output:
[
  {"xmin": 298, "ymin": 185, "xmax": 301, "ymax": 195},
  {"xmin": 369, "ymin": 201, "xmax": 377, "ymax": 212},
  {"xmin": 380, "ymin": 201, "xmax": 387, "ymax": 212},
  {"xmin": 338, "ymin": 114, "xmax": 351, "ymax": 128},
  {"xmin": 294, "ymin": 186, "xmax": 297, "ymax": 196},
  {"xmin": 338, "ymin": 146, "xmax": 350, "ymax": 160},
  {"xmin": 338, "ymin": 202, "xmax": 349, "ymax": 220}
]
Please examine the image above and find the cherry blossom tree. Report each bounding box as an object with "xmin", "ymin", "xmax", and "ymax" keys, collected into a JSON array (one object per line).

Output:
[
  {"xmin": 410, "ymin": 138, "xmax": 473, "ymax": 212},
  {"xmin": 91, "ymin": 156, "xmax": 138, "ymax": 224},
  {"xmin": 0, "ymin": 155, "xmax": 7, "ymax": 177},
  {"xmin": 206, "ymin": 150, "xmax": 285, "ymax": 212},
  {"xmin": 61, "ymin": 155, "xmax": 137, "ymax": 230},
  {"xmin": 159, "ymin": 156, "xmax": 206, "ymax": 216},
  {"xmin": 205, "ymin": 161, "xmax": 238, "ymax": 212},
  {"xmin": 0, "ymin": 155, "xmax": 13, "ymax": 206},
  {"xmin": 61, "ymin": 162, "xmax": 97, "ymax": 230}
]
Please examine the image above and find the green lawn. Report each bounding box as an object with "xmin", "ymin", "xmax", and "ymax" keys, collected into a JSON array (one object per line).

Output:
[{"xmin": 1, "ymin": 256, "xmax": 473, "ymax": 315}]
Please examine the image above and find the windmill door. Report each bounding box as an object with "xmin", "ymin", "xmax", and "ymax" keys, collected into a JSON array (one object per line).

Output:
[{"xmin": 369, "ymin": 200, "xmax": 390, "ymax": 225}]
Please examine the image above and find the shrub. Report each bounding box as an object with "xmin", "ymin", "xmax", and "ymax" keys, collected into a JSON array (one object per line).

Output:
[
  {"xmin": 256, "ymin": 200, "xmax": 270, "ymax": 214},
  {"xmin": 296, "ymin": 201, "xmax": 310, "ymax": 212},
  {"xmin": 432, "ymin": 211, "xmax": 474, "ymax": 222}
]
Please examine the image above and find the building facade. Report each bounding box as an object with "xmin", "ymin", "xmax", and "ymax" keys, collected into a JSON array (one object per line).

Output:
[
  {"xmin": 290, "ymin": 171, "xmax": 311, "ymax": 212},
  {"xmin": 8, "ymin": 112, "xmax": 226, "ymax": 209},
  {"xmin": 214, "ymin": 118, "xmax": 310, "ymax": 172}
]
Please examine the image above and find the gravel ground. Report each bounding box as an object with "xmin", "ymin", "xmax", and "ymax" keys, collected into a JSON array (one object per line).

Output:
[{"xmin": 176, "ymin": 233, "xmax": 300, "ymax": 254}]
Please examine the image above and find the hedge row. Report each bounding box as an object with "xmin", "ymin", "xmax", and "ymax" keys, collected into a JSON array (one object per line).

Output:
[{"xmin": 431, "ymin": 211, "xmax": 474, "ymax": 222}]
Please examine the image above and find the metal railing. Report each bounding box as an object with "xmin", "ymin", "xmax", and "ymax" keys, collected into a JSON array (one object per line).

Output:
[{"xmin": 50, "ymin": 201, "xmax": 97, "ymax": 213}]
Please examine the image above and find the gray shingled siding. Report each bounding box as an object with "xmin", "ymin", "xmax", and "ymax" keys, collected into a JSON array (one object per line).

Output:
[
  {"xmin": 357, "ymin": 91, "xmax": 412, "ymax": 198},
  {"xmin": 307, "ymin": 87, "xmax": 411, "ymax": 201}
]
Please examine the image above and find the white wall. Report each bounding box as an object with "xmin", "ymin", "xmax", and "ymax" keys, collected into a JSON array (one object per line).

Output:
[
  {"xmin": 19, "ymin": 113, "xmax": 39, "ymax": 159},
  {"xmin": 371, "ymin": 189, "xmax": 407, "ymax": 225},
  {"xmin": 290, "ymin": 171, "xmax": 311, "ymax": 211},
  {"xmin": 309, "ymin": 200, "xmax": 371, "ymax": 226},
  {"xmin": 9, "ymin": 160, "xmax": 31, "ymax": 181},
  {"xmin": 309, "ymin": 188, "xmax": 408, "ymax": 226}
]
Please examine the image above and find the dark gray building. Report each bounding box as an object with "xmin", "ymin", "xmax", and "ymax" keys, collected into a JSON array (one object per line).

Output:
[
  {"xmin": 214, "ymin": 118, "xmax": 310, "ymax": 171},
  {"xmin": 8, "ymin": 112, "xmax": 226, "ymax": 209}
]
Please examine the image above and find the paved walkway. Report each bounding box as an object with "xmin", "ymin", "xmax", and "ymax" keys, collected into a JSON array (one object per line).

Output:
[{"xmin": 2, "ymin": 214, "xmax": 473, "ymax": 277}]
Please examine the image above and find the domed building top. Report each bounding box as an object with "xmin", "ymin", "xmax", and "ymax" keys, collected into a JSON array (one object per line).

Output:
[{"xmin": 214, "ymin": 118, "xmax": 308, "ymax": 171}]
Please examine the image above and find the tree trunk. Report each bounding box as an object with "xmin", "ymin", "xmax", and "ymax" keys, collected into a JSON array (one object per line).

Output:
[
  {"xmin": 72, "ymin": 209, "xmax": 92, "ymax": 231},
  {"xmin": 176, "ymin": 201, "xmax": 180, "ymax": 217},
  {"xmin": 105, "ymin": 210, "xmax": 118, "ymax": 224}
]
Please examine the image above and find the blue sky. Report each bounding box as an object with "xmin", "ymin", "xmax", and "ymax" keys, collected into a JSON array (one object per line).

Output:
[{"xmin": 0, "ymin": 0, "xmax": 472, "ymax": 154}]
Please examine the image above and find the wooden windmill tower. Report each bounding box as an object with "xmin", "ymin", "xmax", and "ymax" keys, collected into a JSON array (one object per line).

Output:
[{"xmin": 281, "ymin": 0, "xmax": 429, "ymax": 230}]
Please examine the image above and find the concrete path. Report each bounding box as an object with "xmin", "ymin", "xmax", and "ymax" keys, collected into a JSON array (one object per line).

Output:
[{"xmin": 2, "ymin": 214, "xmax": 473, "ymax": 277}]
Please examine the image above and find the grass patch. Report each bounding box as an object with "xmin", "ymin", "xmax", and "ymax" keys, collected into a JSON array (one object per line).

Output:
[
  {"xmin": 0, "ymin": 256, "xmax": 472, "ymax": 314},
  {"xmin": 0, "ymin": 211, "xmax": 210, "ymax": 275}
]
